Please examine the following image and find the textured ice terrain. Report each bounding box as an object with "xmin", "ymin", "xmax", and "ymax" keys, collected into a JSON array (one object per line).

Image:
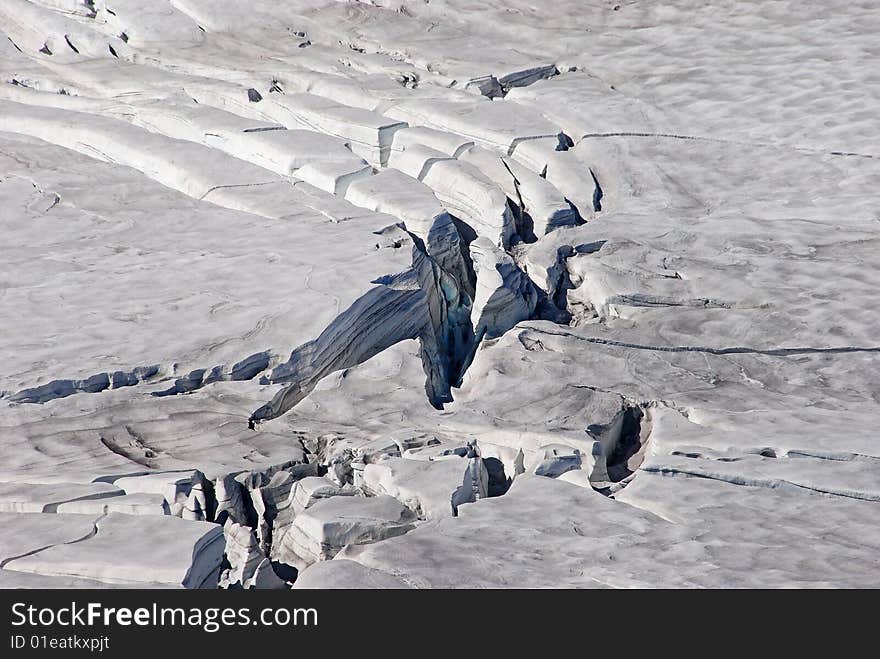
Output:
[{"xmin": 0, "ymin": 1, "xmax": 878, "ymax": 588}]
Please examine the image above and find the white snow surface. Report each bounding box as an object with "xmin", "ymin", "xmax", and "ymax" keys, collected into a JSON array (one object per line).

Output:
[{"xmin": 0, "ymin": 0, "xmax": 878, "ymax": 588}]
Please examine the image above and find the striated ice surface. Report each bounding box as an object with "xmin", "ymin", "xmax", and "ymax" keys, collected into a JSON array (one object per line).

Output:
[{"xmin": 0, "ymin": 0, "xmax": 878, "ymax": 589}]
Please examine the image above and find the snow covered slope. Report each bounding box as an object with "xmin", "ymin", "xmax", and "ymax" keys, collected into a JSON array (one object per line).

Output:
[{"xmin": 0, "ymin": 0, "xmax": 878, "ymax": 588}]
